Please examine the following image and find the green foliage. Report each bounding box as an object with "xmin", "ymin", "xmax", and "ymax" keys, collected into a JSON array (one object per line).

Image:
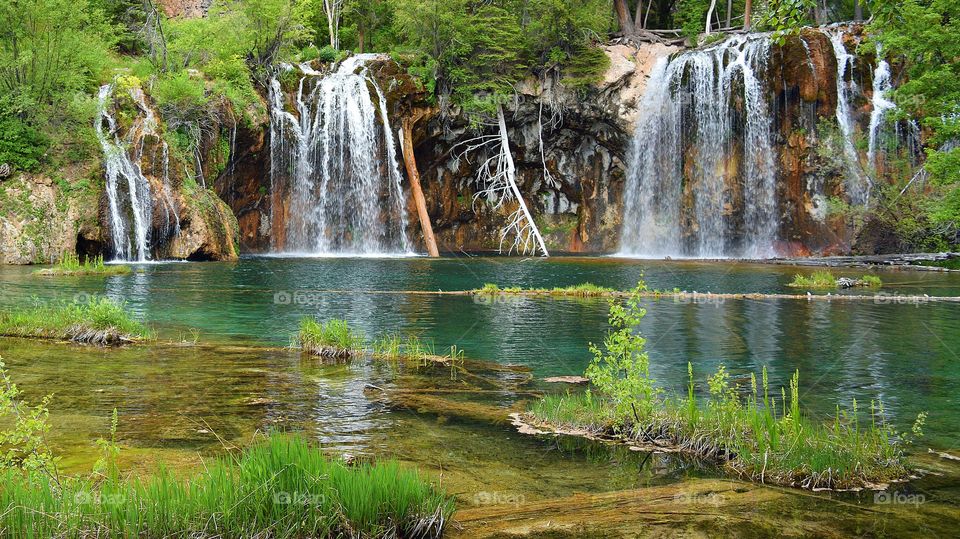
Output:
[
  {"xmin": 756, "ymin": 0, "xmax": 816, "ymax": 43},
  {"xmin": 0, "ymin": 432, "xmax": 452, "ymax": 537},
  {"xmin": 0, "ymin": 104, "xmax": 48, "ymax": 171},
  {"xmin": 0, "ymin": 358, "xmax": 57, "ymax": 474},
  {"xmin": 585, "ymin": 282, "xmax": 660, "ymax": 421}
]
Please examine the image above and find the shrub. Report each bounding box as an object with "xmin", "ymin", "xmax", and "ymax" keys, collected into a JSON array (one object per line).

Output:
[{"xmin": 0, "ymin": 104, "xmax": 48, "ymax": 172}]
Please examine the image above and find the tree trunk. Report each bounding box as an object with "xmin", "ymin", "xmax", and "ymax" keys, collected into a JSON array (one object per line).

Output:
[
  {"xmin": 634, "ymin": 0, "xmax": 646, "ymax": 30},
  {"xmin": 744, "ymin": 0, "xmax": 753, "ymax": 30},
  {"xmin": 726, "ymin": 0, "xmax": 732, "ymax": 27},
  {"xmin": 705, "ymin": 0, "xmax": 719, "ymax": 34},
  {"xmin": 400, "ymin": 114, "xmax": 439, "ymax": 257},
  {"xmin": 614, "ymin": 0, "xmax": 634, "ymax": 34},
  {"xmin": 854, "ymin": 0, "xmax": 863, "ymax": 22},
  {"xmin": 496, "ymin": 107, "xmax": 548, "ymax": 257}
]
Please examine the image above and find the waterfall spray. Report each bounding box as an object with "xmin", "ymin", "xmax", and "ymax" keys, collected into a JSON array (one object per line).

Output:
[
  {"xmin": 269, "ymin": 55, "xmax": 411, "ymax": 255},
  {"xmin": 619, "ymin": 36, "xmax": 778, "ymax": 259},
  {"xmin": 96, "ymin": 83, "xmax": 179, "ymax": 262}
]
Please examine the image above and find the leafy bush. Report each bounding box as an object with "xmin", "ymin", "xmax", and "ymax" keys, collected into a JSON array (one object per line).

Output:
[{"xmin": 0, "ymin": 104, "xmax": 48, "ymax": 171}]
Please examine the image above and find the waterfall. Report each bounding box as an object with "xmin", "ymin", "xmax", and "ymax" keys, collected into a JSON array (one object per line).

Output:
[
  {"xmin": 96, "ymin": 83, "xmax": 179, "ymax": 262},
  {"xmin": 867, "ymin": 50, "xmax": 897, "ymax": 170},
  {"xmin": 827, "ymin": 29, "xmax": 872, "ymax": 206},
  {"xmin": 269, "ymin": 55, "xmax": 411, "ymax": 255},
  {"xmin": 619, "ymin": 36, "xmax": 778, "ymax": 259}
]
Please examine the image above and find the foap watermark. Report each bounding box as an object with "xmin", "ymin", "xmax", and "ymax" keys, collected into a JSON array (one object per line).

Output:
[
  {"xmin": 473, "ymin": 491, "xmax": 525, "ymax": 507},
  {"xmin": 273, "ymin": 290, "xmax": 328, "ymax": 306},
  {"xmin": 74, "ymin": 490, "xmax": 127, "ymax": 506},
  {"xmin": 874, "ymin": 490, "xmax": 925, "ymax": 507},
  {"xmin": 673, "ymin": 292, "xmax": 726, "ymax": 307},
  {"xmin": 472, "ymin": 293, "xmax": 525, "ymax": 306},
  {"xmin": 272, "ymin": 491, "xmax": 327, "ymax": 507},
  {"xmin": 873, "ymin": 292, "xmax": 930, "ymax": 307},
  {"xmin": 673, "ymin": 492, "xmax": 725, "ymax": 506}
]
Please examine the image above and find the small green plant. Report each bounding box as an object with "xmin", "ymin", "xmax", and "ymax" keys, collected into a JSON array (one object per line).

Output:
[
  {"xmin": 584, "ymin": 282, "xmax": 660, "ymax": 421},
  {"xmin": 297, "ymin": 318, "xmax": 364, "ymax": 358},
  {"xmin": 860, "ymin": 274, "xmax": 883, "ymax": 287},
  {"xmin": 0, "ymin": 358, "xmax": 58, "ymax": 475}
]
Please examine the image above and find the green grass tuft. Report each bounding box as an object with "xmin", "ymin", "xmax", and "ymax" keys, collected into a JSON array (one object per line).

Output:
[
  {"xmin": 0, "ymin": 298, "xmax": 149, "ymax": 344},
  {"xmin": 0, "ymin": 433, "xmax": 453, "ymax": 538},
  {"xmin": 33, "ymin": 253, "xmax": 131, "ymax": 276},
  {"xmin": 788, "ymin": 271, "xmax": 883, "ymax": 290},
  {"xmin": 297, "ymin": 318, "xmax": 365, "ymax": 358},
  {"xmin": 788, "ymin": 270, "xmax": 838, "ymax": 289}
]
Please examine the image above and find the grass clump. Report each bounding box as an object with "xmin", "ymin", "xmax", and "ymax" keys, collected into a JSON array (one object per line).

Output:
[
  {"xmin": 0, "ymin": 433, "xmax": 452, "ymax": 538},
  {"xmin": 33, "ymin": 252, "xmax": 131, "ymax": 276},
  {"xmin": 526, "ymin": 282, "xmax": 924, "ymax": 490},
  {"xmin": 0, "ymin": 298, "xmax": 149, "ymax": 345},
  {"xmin": 475, "ymin": 283, "xmax": 522, "ymax": 294},
  {"xmin": 548, "ymin": 283, "xmax": 617, "ymax": 297},
  {"xmin": 297, "ymin": 318, "xmax": 365, "ymax": 359},
  {"xmin": 788, "ymin": 270, "xmax": 838, "ymax": 289},
  {"xmin": 788, "ymin": 271, "xmax": 883, "ymax": 289},
  {"xmin": 371, "ymin": 333, "xmax": 436, "ymax": 366}
]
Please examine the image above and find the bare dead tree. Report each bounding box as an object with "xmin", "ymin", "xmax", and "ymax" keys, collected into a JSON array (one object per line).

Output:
[{"xmin": 459, "ymin": 105, "xmax": 549, "ymax": 256}]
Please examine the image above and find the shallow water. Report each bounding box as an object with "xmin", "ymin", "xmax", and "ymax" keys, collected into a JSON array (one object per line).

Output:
[{"xmin": 2, "ymin": 256, "xmax": 959, "ymax": 535}]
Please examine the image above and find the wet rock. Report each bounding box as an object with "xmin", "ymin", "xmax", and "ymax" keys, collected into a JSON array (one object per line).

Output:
[{"xmin": 0, "ymin": 174, "xmax": 101, "ymax": 264}]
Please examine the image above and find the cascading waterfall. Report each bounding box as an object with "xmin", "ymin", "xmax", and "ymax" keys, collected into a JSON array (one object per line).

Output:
[
  {"xmin": 269, "ymin": 55, "xmax": 411, "ymax": 255},
  {"xmin": 828, "ymin": 29, "xmax": 872, "ymax": 206},
  {"xmin": 95, "ymin": 83, "xmax": 179, "ymax": 261},
  {"xmin": 867, "ymin": 49, "xmax": 897, "ymax": 170},
  {"xmin": 619, "ymin": 36, "xmax": 778, "ymax": 259}
]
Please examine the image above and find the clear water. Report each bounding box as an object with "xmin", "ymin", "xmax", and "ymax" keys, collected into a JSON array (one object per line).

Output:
[{"xmin": 2, "ymin": 257, "xmax": 960, "ymax": 533}]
